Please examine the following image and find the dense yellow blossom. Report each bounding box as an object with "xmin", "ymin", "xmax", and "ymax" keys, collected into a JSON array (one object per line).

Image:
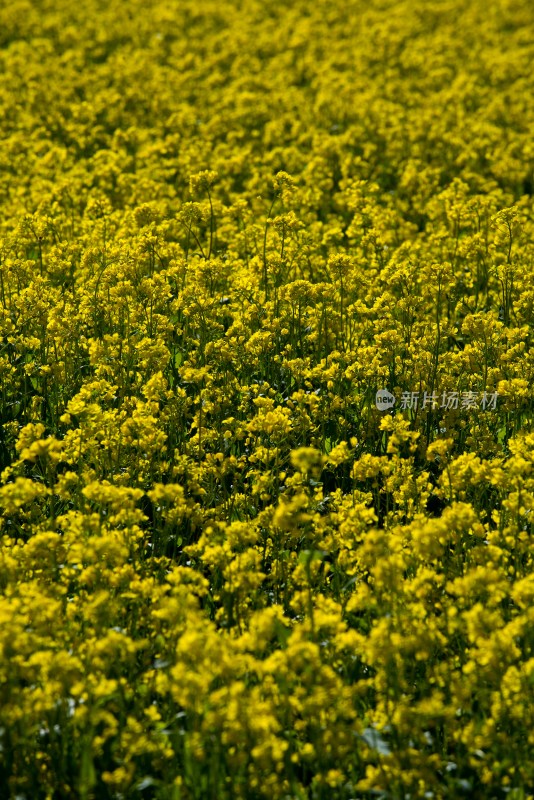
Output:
[{"xmin": 0, "ymin": 0, "xmax": 533, "ymax": 797}]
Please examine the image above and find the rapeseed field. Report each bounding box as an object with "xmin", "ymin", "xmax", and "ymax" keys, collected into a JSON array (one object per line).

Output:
[{"xmin": 1, "ymin": 0, "xmax": 533, "ymax": 797}]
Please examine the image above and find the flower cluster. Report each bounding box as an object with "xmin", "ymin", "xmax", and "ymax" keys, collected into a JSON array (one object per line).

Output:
[{"xmin": 0, "ymin": 0, "xmax": 533, "ymax": 798}]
